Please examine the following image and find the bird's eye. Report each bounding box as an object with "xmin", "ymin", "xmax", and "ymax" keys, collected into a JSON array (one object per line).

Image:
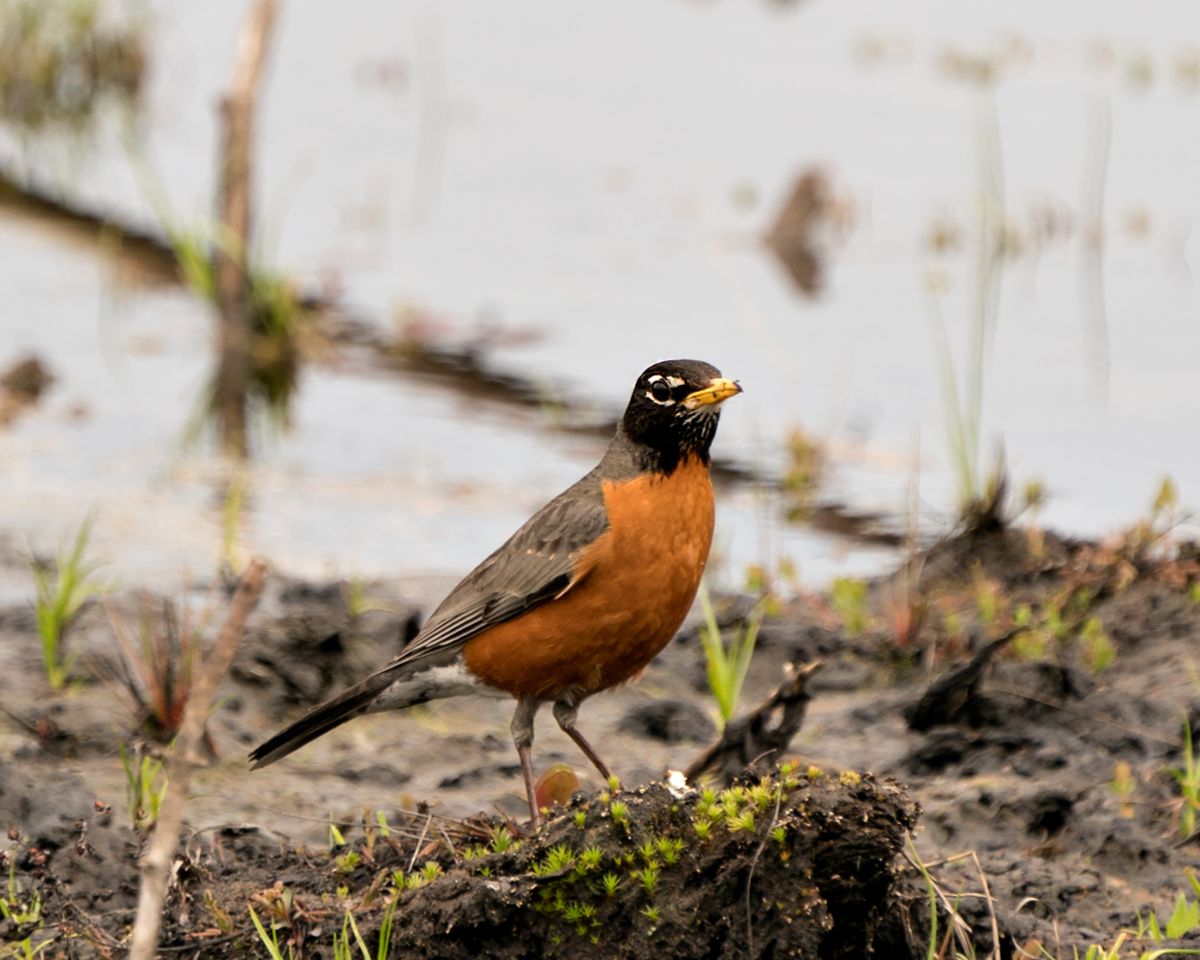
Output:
[{"xmin": 649, "ymin": 379, "xmax": 672, "ymax": 403}]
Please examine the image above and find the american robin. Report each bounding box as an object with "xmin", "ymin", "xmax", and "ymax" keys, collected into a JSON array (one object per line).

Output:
[{"xmin": 250, "ymin": 359, "xmax": 742, "ymax": 825}]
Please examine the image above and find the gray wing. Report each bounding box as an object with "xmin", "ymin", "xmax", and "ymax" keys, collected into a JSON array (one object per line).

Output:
[{"xmin": 386, "ymin": 472, "xmax": 611, "ymax": 668}]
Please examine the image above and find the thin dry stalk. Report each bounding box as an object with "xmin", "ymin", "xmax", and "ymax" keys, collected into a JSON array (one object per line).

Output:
[
  {"xmin": 906, "ymin": 845, "xmax": 1002, "ymax": 960},
  {"xmin": 127, "ymin": 558, "xmax": 266, "ymax": 960},
  {"xmin": 745, "ymin": 781, "xmax": 785, "ymax": 956}
]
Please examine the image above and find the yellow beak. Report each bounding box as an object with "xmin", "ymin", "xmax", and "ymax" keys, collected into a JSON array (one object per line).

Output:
[{"xmin": 683, "ymin": 377, "xmax": 743, "ymax": 410}]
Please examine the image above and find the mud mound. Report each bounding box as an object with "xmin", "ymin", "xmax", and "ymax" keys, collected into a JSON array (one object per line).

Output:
[{"xmin": 2, "ymin": 771, "xmax": 918, "ymax": 959}]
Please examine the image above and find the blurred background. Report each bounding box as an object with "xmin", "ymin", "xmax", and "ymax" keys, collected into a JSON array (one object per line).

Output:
[{"xmin": 1, "ymin": 0, "xmax": 1198, "ymax": 599}]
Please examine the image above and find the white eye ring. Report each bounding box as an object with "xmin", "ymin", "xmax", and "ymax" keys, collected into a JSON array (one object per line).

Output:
[{"xmin": 646, "ymin": 377, "xmax": 673, "ymax": 404}]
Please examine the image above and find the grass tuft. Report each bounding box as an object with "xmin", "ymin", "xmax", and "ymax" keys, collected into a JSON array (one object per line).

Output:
[
  {"xmin": 28, "ymin": 515, "xmax": 106, "ymax": 690},
  {"xmin": 697, "ymin": 582, "xmax": 763, "ymax": 727}
]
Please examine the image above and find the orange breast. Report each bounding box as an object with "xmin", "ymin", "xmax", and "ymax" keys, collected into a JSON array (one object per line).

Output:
[{"xmin": 462, "ymin": 458, "xmax": 715, "ymax": 700}]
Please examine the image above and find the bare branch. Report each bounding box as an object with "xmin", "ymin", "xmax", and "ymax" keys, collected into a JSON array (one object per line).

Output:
[
  {"xmin": 686, "ymin": 660, "xmax": 822, "ymax": 785},
  {"xmin": 127, "ymin": 558, "xmax": 267, "ymax": 960}
]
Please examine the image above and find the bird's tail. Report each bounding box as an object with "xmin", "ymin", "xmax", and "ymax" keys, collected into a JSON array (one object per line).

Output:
[
  {"xmin": 248, "ymin": 667, "xmax": 403, "ymax": 769},
  {"xmin": 248, "ymin": 657, "xmax": 492, "ymax": 769}
]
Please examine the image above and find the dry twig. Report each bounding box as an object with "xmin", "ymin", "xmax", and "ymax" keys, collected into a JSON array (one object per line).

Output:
[
  {"xmin": 127, "ymin": 558, "xmax": 266, "ymax": 960},
  {"xmin": 686, "ymin": 660, "xmax": 822, "ymax": 785}
]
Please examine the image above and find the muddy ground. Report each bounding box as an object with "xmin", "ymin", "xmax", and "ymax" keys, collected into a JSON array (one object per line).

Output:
[{"xmin": 2, "ymin": 524, "xmax": 1199, "ymax": 957}]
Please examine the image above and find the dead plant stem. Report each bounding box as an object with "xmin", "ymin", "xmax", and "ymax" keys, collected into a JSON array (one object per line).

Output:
[{"xmin": 127, "ymin": 558, "xmax": 266, "ymax": 960}]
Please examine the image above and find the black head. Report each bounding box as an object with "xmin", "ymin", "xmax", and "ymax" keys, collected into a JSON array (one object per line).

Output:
[{"xmin": 620, "ymin": 359, "xmax": 742, "ymax": 473}]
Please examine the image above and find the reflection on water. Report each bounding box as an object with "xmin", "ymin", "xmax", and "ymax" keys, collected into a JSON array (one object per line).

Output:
[
  {"xmin": 764, "ymin": 168, "xmax": 847, "ymax": 297},
  {"xmin": 1, "ymin": 1, "xmax": 1199, "ymax": 598}
]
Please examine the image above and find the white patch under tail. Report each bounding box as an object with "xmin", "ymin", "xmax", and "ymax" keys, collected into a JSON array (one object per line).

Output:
[{"xmin": 365, "ymin": 658, "xmax": 506, "ymax": 713}]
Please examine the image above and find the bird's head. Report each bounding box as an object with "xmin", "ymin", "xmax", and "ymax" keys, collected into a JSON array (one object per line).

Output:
[{"xmin": 620, "ymin": 359, "xmax": 742, "ymax": 470}]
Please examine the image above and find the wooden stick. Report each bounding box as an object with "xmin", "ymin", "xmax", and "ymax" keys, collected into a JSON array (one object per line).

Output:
[
  {"xmin": 685, "ymin": 660, "xmax": 822, "ymax": 785},
  {"xmin": 127, "ymin": 559, "xmax": 267, "ymax": 960}
]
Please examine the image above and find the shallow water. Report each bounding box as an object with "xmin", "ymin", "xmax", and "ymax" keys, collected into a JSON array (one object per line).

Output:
[{"xmin": 2, "ymin": 0, "xmax": 1198, "ymax": 597}]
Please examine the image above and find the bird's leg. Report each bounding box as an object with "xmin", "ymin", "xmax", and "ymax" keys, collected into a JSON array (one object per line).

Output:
[
  {"xmin": 510, "ymin": 696, "xmax": 543, "ymax": 827},
  {"xmin": 553, "ymin": 696, "xmax": 612, "ymax": 782}
]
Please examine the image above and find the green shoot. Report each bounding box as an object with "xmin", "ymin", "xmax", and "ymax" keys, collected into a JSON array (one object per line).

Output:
[
  {"xmin": 488, "ymin": 826, "xmax": 513, "ymax": 854},
  {"xmin": 248, "ymin": 905, "xmax": 292, "ymax": 960},
  {"xmin": 1079, "ymin": 616, "xmax": 1116, "ymax": 672},
  {"xmin": 330, "ymin": 908, "xmax": 372, "ymax": 960},
  {"xmin": 830, "ymin": 577, "xmax": 870, "ymax": 636},
  {"xmin": 329, "ymin": 822, "xmax": 347, "ymax": 849},
  {"xmin": 376, "ymin": 896, "xmax": 398, "ymax": 960},
  {"xmin": 221, "ymin": 469, "xmax": 248, "ymax": 576},
  {"xmin": 578, "ymin": 846, "xmax": 603, "ymax": 872},
  {"xmin": 1168, "ymin": 719, "xmax": 1200, "ymax": 840},
  {"xmin": 1, "ymin": 858, "xmax": 43, "ymax": 929},
  {"xmin": 925, "ymin": 90, "xmax": 1009, "ymax": 532},
  {"xmin": 697, "ymin": 582, "xmax": 763, "ymax": 726},
  {"xmin": 28, "ymin": 515, "xmax": 106, "ymax": 690},
  {"xmin": 1, "ymin": 936, "xmax": 54, "ymax": 958},
  {"xmin": 631, "ymin": 864, "xmax": 658, "ymax": 896},
  {"xmin": 119, "ymin": 744, "xmax": 167, "ymax": 833}
]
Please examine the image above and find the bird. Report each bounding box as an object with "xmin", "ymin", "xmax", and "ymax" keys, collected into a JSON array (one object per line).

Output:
[{"xmin": 249, "ymin": 359, "xmax": 742, "ymax": 826}]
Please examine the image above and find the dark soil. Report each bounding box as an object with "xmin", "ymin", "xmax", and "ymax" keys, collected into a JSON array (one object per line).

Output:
[{"xmin": 2, "ymin": 526, "xmax": 1199, "ymax": 957}]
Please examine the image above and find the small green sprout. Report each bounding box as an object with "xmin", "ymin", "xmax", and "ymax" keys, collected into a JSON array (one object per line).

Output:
[
  {"xmin": 641, "ymin": 904, "xmax": 662, "ymax": 925},
  {"xmin": 543, "ymin": 844, "xmax": 575, "ymax": 874},
  {"xmin": 748, "ymin": 780, "xmax": 775, "ymax": 811},
  {"xmin": 693, "ymin": 817, "xmax": 712, "ymax": 841},
  {"xmin": 631, "ymin": 864, "xmax": 659, "ymax": 896},
  {"xmin": 600, "ymin": 872, "xmax": 621, "ymax": 896},
  {"xmin": 334, "ymin": 850, "xmax": 361, "ymax": 874},
  {"xmin": 830, "ymin": 576, "xmax": 870, "ymax": 636},
  {"xmin": 609, "ymin": 801, "xmax": 629, "ymax": 824},
  {"xmin": 29, "ymin": 514, "xmax": 106, "ymax": 691},
  {"xmin": 574, "ymin": 810, "xmax": 587, "ymax": 829},
  {"xmin": 579, "ymin": 846, "xmax": 603, "ymax": 872},
  {"xmin": 655, "ymin": 836, "xmax": 684, "ymax": 865},
  {"xmin": 1168, "ymin": 718, "xmax": 1200, "ymax": 840},
  {"xmin": 698, "ymin": 582, "xmax": 764, "ymax": 725},
  {"xmin": 421, "ymin": 862, "xmax": 443, "ymax": 884},
  {"xmin": 247, "ymin": 905, "xmax": 287, "ymax": 960},
  {"xmin": 489, "ymin": 826, "xmax": 513, "ymax": 854},
  {"xmin": 399, "ymin": 862, "xmax": 443, "ymax": 890}
]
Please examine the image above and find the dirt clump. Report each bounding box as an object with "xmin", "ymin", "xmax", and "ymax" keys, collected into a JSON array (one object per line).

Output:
[{"xmin": 1, "ymin": 770, "xmax": 918, "ymax": 959}]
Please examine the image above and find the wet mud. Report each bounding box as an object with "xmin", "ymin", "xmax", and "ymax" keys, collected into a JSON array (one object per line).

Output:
[{"xmin": 1, "ymin": 527, "xmax": 1199, "ymax": 956}]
